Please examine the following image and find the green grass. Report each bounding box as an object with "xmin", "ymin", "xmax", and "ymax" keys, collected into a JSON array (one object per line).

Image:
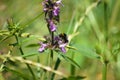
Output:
[{"xmin": 0, "ymin": 0, "xmax": 120, "ymax": 80}]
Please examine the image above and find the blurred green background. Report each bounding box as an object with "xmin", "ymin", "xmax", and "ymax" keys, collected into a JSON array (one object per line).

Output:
[{"xmin": 0, "ymin": 0, "xmax": 120, "ymax": 80}]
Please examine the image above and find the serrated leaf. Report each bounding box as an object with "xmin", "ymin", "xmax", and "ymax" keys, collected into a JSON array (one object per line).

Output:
[{"xmin": 60, "ymin": 54, "xmax": 81, "ymax": 68}]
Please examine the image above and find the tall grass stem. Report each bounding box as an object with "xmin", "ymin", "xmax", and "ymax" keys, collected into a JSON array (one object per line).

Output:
[{"xmin": 15, "ymin": 34, "xmax": 36, "ymax": 80}]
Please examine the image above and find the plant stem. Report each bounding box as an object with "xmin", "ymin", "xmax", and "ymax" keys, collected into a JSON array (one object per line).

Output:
[
  {"xmin": 37, "ymin": 55, "xmax": 41, "ymax": 79},
  {"xmin": 15, "ymin": 34, "xmax": 36, "ymax": 80},
  {"xmin": 49, "ymin": 32, "xmax": 54, "ymax": 79},
  {"xmin": 21, "ymin": 12, "xmax": 44, "ymax": 30},
  {"xmin": 51, "ymin": 32, "xmax": 54, "ymax": 59},
  {"xmin": 103, "ymin": 0, "xmax": 108, "ymax": 42},
  {"xmin": 102, "ymin": 1, "xmax": 108, "ymax": 80},
  {"xmin": 51, "ymin": 57, "xmax": 61, "ymax": 80},
  {"xmin": 70, "ymin": 52, "xmax": 75, "ymax": 76},
  {"xmin": 102, "ymin": 61, "xmax": 108, "ymax": 80}
]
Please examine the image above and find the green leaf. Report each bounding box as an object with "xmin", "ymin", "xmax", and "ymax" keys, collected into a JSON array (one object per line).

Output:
[
  {"xmin": 4, "ymin": 66, "xmax": 29, "ymax": 80},
  {"xmin": 60, "ymin": 76, "xmax": 86, "ymax": 80},
  {"xmin": 0, "ymin": 30, "xmax": 10, "ymax": 36},
  {"xmin": 112, "ymin": 41, "xmax": 120, "ymax": 55},
  {"xmin": 21, "ymin": 35, "xmax": 44, "ymax": 44},
  {"xmin": 66, "ymin": 45, "xmax": 77, "ymax": 50},
  {"xmin": 9, "ymin": 43, "xmax": 18, "ymax": 47},
  {"xmin": 21, "ymin": 12, "xmax": 44, "ymax": 30},
  {"xmin": 111, "ymin": 41, "xmax": 120, "ymax": 61},
  {"xmin": 21, "ymin": 53, "xmax": 38, "ymax": 58},
  {"xmin": 74, "ymin": 45, "xmax": 100, "ymax": 59},
  {"xmin": 0, "ymin": 35, "xmax": 12, "ymax": 43},
  {"xmin": 51, "ymin": 57, "xmax": 61, "ymax": 80},
  {"xmin": 60, "ymin": 54, "xmax": 81, "ymax": 68},
  {"xmin": 26, "ymin": 43, "xmax": 39, "ymax": 47},
  {"xmin": 20, "ymin": 33, "xmax": 31, "ymax": 38}
]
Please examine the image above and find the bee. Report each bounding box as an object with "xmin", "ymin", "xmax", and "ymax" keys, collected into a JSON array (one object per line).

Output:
[{"xmin": 59, "ymin": 33, "xmax": 68, "ymax": 43}]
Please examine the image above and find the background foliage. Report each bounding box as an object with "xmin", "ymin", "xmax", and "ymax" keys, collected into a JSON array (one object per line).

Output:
[{"xmin": 0, "ymin": 0, "xmax": 120, "ymax": 80}]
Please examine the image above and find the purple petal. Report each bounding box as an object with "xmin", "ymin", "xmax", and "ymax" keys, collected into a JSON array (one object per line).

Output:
[
  {"xmin": 56, "ymin": 0, "xmax": 64, "ymax": 6},
  {"xmin": 56, "ymin": 0, "xmax": 62, "ymax": 5},
  {"xmin": 38, "ymin": 43, "xmax": 47, "ymax": 53},
  {"xmin": 59, "ymin": 43, "xmax": 67, "ymax": 53},
  {"xmin": 60, "ymin": 47, "xmax": 66, "ymax": 53},
  {"xmin": 59, "ymin": 43, "xmax": 67, "ymax": 47},
  {"xmin": 54, "ymin": 36, "xmax": 60, "ymax": 41},
  {"xmin": 50, "ymin": 24, "xmax": 56, "ymax": 32},
  {"xmin": 58, "ymin": 40, "xmax": 63, "ymax": 44},
  {"xmin": 43, "ymin": 8, "xmax": 48, "ymax": 12},
  {"xmin": 38, "ymin": 47, "xmax": 45, "ymax": 52},
  {"xmin": 49, "ymin": 21, "xmax": 57, "ymax": 32},
  {"xmin": 53, "ymin": 7, "xmax": 60, "ymax": 16},
  {"xmin": 42, "ymin": 1, "xmax": 48, "ymax": 12}
]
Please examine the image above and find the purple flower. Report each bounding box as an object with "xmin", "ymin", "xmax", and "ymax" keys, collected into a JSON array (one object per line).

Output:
[
  {"xmin": 53, "ymin": 6, "xmax": 60, "ymax": 16},
  {"xmin": 60, "ymin": 47, "xmax": 66, "ymax": 53},
  {"xmin": 54, "ymin": 34, "xmax": 68, "ymax": 53},
  {"xmin": 49, "ymin": 21, "xmax": 57, "ymax": 32},
  {"xmin": 56, "ymin": 0, "xmax": 64, "ymax": 7},
  {"xmin": 56, "ymin": 0, "xmax": 62, "ymax": 5},
  {"xmin": 59, "ymin": 43, "xmax": 67, "ymax": 53},
  {"xmin": 38, "ymin": 33, "xmax": 68, "ymax": 53},
  {"xmin": 42, "ymin": 2, "xmax": 47, "ymax": 12},
  {"xmin": 54, "ymin": 36, "xmax": 60, "ymax": 41},
  {"xmin": 38, "ymin": 42, "xmax": 47, "ymax": 53},
  {"xmin": 39, "ymin": 0, "xmax": 67, "ymax": 53}
]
